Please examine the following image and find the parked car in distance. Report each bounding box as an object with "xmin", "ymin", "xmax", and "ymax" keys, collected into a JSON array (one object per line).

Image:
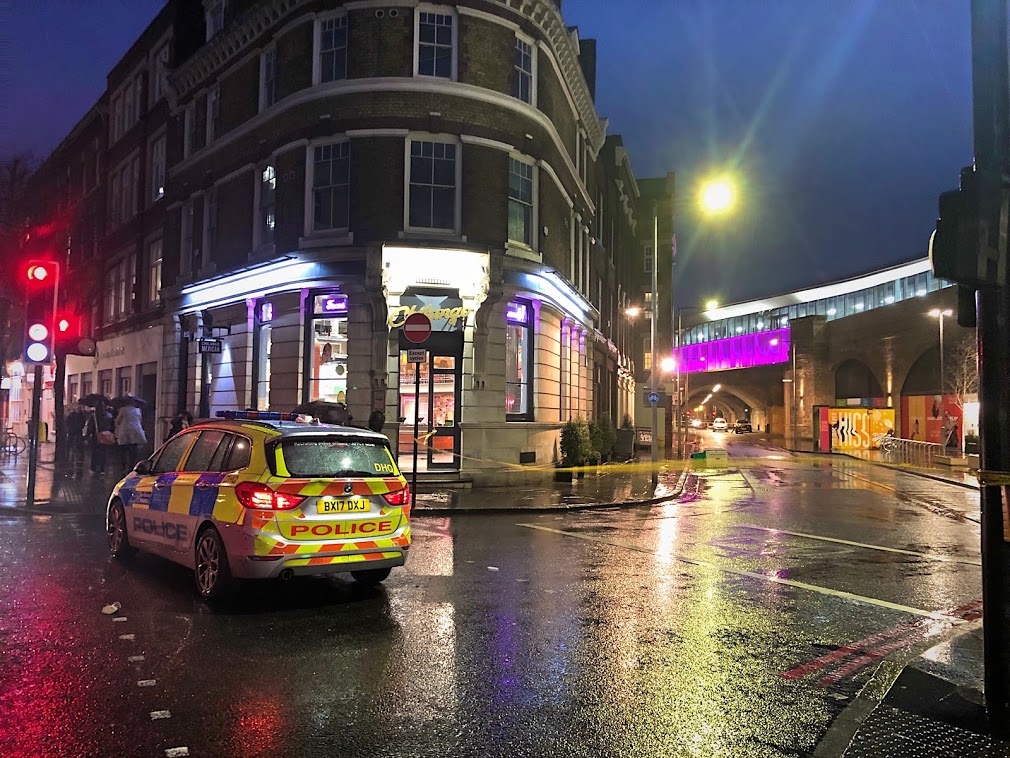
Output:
[
  {"xmin": 734, "ymin": 420, "xmax": 753, "ymax": 434},
  {"xmin": 711, "ymin": 417, "xmax": 728, "ymax": 432}
]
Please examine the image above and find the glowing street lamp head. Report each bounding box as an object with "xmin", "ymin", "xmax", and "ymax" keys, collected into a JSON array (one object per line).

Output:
[
  {"xmin": 661, "ymin": 357, "xmax": 676, "ymax": 373},
  {"xmin": 929, "ymin": 308, "xmax": 953, "ymax": 318},
  {"xmin": 624, "ymin": 306, "xmax": 641, "ymax": 319},
  {"xmin": 705, "ymin": 300, "xmax": 719, "ymax": 312},
  {"xmin": 699, "ymin": 178, "xmax": 735, "ymax": 214}
]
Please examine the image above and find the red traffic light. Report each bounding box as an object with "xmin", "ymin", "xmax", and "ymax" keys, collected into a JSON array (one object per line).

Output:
[
  {"xmin": 27, "ymin": 264, "xmax": 50, "ymax": 281},
  {"xmin": 58, "ymin": 318, "xmax": 70, "ymax": 332}
]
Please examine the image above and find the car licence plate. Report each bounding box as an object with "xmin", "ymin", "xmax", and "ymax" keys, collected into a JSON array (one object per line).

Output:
[{"xmin": 317, "ymin": 499, "xmax": 369, "ymax": 514}]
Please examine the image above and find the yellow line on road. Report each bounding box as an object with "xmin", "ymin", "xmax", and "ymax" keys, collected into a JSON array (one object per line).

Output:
[
  {"xmin": 517, "ymin": 523, "xmax": 963, "ymax": 621},
  {"xmin": 738, "ymin": 524, "xmax": 982, "ymax": 566}
]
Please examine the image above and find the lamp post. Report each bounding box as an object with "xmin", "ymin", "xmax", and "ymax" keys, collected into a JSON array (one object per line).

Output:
[
  {"xmin": 930, "ymin": 307, "xmax": 953, "ymax": 402},
  {"xmin": 673, "ymin": 302, "xmax": 715, "ymax": 458},
  {"xmin": 650, "ymin": 207, "xmax": 659, "ymax": 486}
]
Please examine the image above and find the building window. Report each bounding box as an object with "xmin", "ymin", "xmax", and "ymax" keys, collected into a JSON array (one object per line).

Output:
[
  {"xmin": 152, "ymin": 43, "xmax": 169, "ymax": 103},
  {"xmin": 207, "ymin": 88, "xmax": 221, "ymax": 142},
  {"xmin": 204, "ymin": 188, "xmax": 218, "ymax": 264},
  {"xmin": 408, "ymin": 139, "xmax": 457, "ymax": 231},
  {"xmin": 260, "ymin": 165, "xmax": 276, "ymax": 244},
  {"xmin": 147, "ymin": 239, "xmax": 162, "ymax": 305},
  {"xmin": 181, "ymin": 199, "xmax": 195, "ymax": 273},
  {"xmin": 124, "ymin": 82, "xmax": 136, "ymax": 134},
  {"xmin": 184, "ymin": 103, "xmax": 197, "ymax": 157},
  {"xmin": 643, "ymin": 243, "xmax": 653, "ymax": 274},
  {"xmin": 506, "ymin": 300, "xmax": 533, "ymax": 420},
  {"xmin": 150, "ymin": 134, "xmax": 166, "ymax": 202},
  {"xmin": 416, "ymin": 10, "xmax": 454, "ymax": 79},
  {"xmin": 255, "ymin": 302, "xmax": 272, "ymax": 410},
  {"xmin": 312, "ymin": 142, "xmax": 349, "ymax": 231},
  {"xmin": 111, "ymin": 93, "xmax": 124, "ymax": 143},
  {"xmin": 508, "ymin": 158, "xmax": 533, "ymax": 246},
  {"xmin": 512, "ymin": 37, "xmax": 533, "ymax": 104},
  {"xmin": 104, "ymin": 256, "xmax": 135, "ymax": 324},
  {"xmin": 98, "ymin": 370, "xmax": 112, "ymax": 398},
  {"xmin": 318, "ymin": 15, "xmax": 348, "ymax": 83},
  {"xmin": 260, "ymin": 47, "xmax": 277, "ymax": 110},
  {"xmin": 308, "ymin": 293, "xmax": 349, "ymax": 403},
  {"xmin": 206, "ymin": 0, "xmax": 225, "ymax": 40},
  {"xmin": 109, "ymin": 154, "xmax": 140, "ymax": 226}
]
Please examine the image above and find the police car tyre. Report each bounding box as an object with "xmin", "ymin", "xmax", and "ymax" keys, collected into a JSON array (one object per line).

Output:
[
  {"xmin": 195, "ymin": 527, "xmax": 233, "ymax": 598},
  {"xmin": 352, "ymin": 567, "xmax": 392, "ymax": 586},
  {"xmin": 107, "ymin": 501, "xmax": 136, "ymax": 559}
]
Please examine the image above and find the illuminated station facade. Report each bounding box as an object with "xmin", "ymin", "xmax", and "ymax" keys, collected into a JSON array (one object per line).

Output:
[{"xmin": 17, "ymin": 0, "xmax": 659, "ymax": 484}]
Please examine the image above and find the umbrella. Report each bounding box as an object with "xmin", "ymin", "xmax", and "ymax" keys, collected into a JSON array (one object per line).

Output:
[
  {"xmin": 111, "ymin": 395, "xmax": 148, "ymax": 409},
  {"xmin": 293, "ymin": 400, "xmax": 352, "ymax": 425},
  {"xmin": 79, "ymin": 393, "xmax": 108, "ymax": 408}
]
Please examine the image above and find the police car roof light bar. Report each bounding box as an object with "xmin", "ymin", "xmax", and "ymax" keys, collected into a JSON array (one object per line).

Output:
[{"xmin": 216, "ymin": 411, "xmax": 302, "ymax": 421}]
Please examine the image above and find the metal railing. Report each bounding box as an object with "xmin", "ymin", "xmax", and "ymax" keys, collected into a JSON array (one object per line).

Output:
[{"xmin": 873, "ymin": 435, "xmax": 945, "ymax": 467}]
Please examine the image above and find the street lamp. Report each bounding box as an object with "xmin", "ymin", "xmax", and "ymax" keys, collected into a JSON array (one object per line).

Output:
[
  {"xmin": 699, "ymin": 178, "xmax": 736, "ymax": 214},
  {"xmin": 705, "ymin": 299, "xmax": 719, "ymax": 312},
  {"xmin": 930, "ymin": 307, "xmax": 954, "ymax": 412}
]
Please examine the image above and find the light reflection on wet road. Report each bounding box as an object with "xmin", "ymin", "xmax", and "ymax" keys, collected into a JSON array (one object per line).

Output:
[{"xmin": 0, "ymin": 433, "xmax": 981, "ymax": 757}]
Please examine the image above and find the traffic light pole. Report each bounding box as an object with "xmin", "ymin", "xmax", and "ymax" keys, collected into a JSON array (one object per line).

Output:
[
  {"xmin": 25, "ymin": 364, "xmax": 43, "ymax": 508},
  {"xmin": 971, "ymin": 0, "xmax": 1010, "ymax": 733}
]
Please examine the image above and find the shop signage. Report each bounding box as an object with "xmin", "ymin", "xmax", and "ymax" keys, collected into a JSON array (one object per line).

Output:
[
  {"xmin": 198, "ymin": 338, "xmax": 222, "ymax": 354},
  {"xmin": 388, "ymin": 291, "xmax": 471, "ymax": 331},
  {"xmin": 314, "ymin": 294, "xmax": 348, "ymax": 315}
]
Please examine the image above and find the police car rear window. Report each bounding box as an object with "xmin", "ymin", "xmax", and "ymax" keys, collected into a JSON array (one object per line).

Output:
[{"xmin": 276, "ymin": 438, "xmax": 398, "ymax": 478}]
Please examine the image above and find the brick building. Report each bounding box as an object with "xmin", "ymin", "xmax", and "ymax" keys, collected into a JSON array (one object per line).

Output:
[{"xmin": 17, "ymin": 0, "xmax": 653, "ymax": 484}]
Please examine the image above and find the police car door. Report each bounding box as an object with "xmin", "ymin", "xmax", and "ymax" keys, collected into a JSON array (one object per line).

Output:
[
  {"xmin": 128, "ymin": 431, "xmax": 199, "ymax": 549},
  {"xmin": 174, "ymin": 429, "xmax": 233, "ymax": 553}
]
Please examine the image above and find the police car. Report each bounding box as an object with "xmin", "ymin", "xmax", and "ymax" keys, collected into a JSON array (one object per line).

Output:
[{"xmin": 106, "ymin": 411, "xmax": 412, "ymax": 598}]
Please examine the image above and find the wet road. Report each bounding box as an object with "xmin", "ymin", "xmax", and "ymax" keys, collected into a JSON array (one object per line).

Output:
[{"xmin": 0, "ymin": 434, "xmax": 982, "ymax": 757}]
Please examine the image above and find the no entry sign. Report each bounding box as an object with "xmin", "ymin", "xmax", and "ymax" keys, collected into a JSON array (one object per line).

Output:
[{"xmin": 402, "ymin": 312, "xmax": 432, "ymax": 344}]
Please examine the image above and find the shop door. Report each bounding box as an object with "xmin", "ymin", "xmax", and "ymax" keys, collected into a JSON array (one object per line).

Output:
[{"xmin": 398, "ymin": 336, "xmax": 462, "ymax": 472}]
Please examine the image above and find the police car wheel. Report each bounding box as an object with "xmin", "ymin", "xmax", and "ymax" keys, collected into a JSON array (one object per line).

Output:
[
  {"xmin": 108, "ymin": 501, "xmax": 136, "ymax": 559},
  {"xmin": 195, "ymin": 528, "xmax": 232, "ymax": 598},
  {"xmin": 352, "ymin": 567, "xmax": 392, "ymax": 586}
]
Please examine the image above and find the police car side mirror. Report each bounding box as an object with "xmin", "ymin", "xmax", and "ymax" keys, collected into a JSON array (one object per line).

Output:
[{"xmin": 134, "ymin": 459, "xmax": 153, "ymax": 475}]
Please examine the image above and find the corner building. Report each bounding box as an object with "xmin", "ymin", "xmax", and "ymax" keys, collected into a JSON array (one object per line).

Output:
[{"xmin": 143, "ymin": 0, "xmax": 644, "ymax": 484}]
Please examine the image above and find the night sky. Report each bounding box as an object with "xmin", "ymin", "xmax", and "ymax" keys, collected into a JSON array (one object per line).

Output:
[{"xmin": 0, "ymin": 1, "xmax": 974, "ymax": 305}]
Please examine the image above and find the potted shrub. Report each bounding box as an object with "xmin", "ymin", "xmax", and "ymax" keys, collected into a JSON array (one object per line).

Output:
[
  {"xmin": 558, "ymin": 418, "xmax": 593, "ymax": 480},
  {"xmin": 591, "ymin": 416, "xmax": 617, "ymax": 464}
]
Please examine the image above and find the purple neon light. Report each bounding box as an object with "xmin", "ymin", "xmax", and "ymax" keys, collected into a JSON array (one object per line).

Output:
[
  {"xmin": 321, "ymin": 294, "xmax": 348, "ymax": 313},
  {"xmin": 676, "ymin": 328, "xmax": 790, "ymax": 372},
  {"xmin": 506, "ymin": 300, "xmax": 528, "ymax": 323}
]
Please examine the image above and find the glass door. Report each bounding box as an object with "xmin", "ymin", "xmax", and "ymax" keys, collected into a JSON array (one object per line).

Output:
[{"xmin": 398, "ymin": 348, "xmax": 461, "ymax": 471}]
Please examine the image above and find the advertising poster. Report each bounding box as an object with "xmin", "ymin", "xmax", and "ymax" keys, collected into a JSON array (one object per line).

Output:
[
  {"xmin": 900, "ymin": 395, "xmax": 961, "ymax": 447},
  {"xmin": 827, "ymin": 407, "xmax": 896, "ymax": 450}
]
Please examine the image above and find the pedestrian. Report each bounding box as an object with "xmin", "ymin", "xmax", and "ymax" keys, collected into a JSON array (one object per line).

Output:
[
  {"xmin": 368, "ymin": 409, "xmax": 385, "ymax": 433},
  {"xmin": 65, "ymin": 403, "xmax": 87, "ymax": 476},
  {"xmin": 85, "ymin": 402, "xmax": 114, "ymax": 475},
  {"xmin": 167, "ymin": 410, "xmax": 193, "ymax": 440},
  {"xmin": 115, "ymin": 401, "xmax": 148, "ymax": 470}
]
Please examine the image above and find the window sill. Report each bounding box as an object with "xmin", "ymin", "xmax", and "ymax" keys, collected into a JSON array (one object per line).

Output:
[
  {"xmin": 506, "ymin": 414, "xmax": 535, "ymax": 423},
  {"xmin": 398, "ymin": 229, "xmax": 464, "ymax": 241},
  {"xmin": 299, "ymin": 231, "xmax": 353, "ymax": 249},
  {"xmin": 505, "ymin": 241, "xmax": 540, "ymax": 262}
]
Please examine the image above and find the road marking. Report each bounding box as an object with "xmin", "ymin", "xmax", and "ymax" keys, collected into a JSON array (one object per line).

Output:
[
  {"xmin": 739, "ymin": 525, "xmax": 982, "ymax": 566},
  {"xmin": 118, "ymin": 634, "xmax": 135, "ymax": 641},
  {"xmin": 127, "ymin": 655, "xmax": 145, "ymax": 662},
  {"xmin": 150, "ymin": 710, "xmax": 172, "ymax": 720},
  {"xmin": 112, "ymin": 616, "xmax": 128, "ymax": 622},
  {"xmin": 517, "ymin": 523, "xmax": 962, "ymax": 620},
  {"xmin": 137, "ymin": 679, "xmax": 156, "ymax": 687},
  {"xmin": 783, "ymin": 599, "xmax": 981, "ymax": 682},
  {"xmin": 165, "ymin": 749, "xmax": 190, "ymax": 757}
]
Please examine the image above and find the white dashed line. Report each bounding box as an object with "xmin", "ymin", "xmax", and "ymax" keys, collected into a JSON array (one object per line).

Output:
[
  {"xmin": 150, "ymin": 710, "xmax": 172, "ymax": 720},
  {"xmin": 127, "ymin": 655, "xmax": 145, "ymax": 662},
  {"xmin": 118, "ymin": 634, "xmax": 135, "ymax": 641},
  {"xmin": 165, "ymin": 748, "xmax": 189, "ymax": 757},
  {"xmin": 112, "ymin": 616, "xmax": 128, "ymax": 622},
  {"xmin": 137, "ymin": 679, "xmax": 156, "ymax": 687}
]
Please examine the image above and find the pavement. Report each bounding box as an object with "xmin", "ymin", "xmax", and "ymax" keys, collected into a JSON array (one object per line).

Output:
[{"xmin": 0, "ymin": 443, "xmax": 688, "ymax": 516}]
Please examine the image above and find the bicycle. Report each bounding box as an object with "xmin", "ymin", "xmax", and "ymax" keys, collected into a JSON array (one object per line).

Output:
[{"xmin": 0, "ymin": 427, "xmax": 27, "ymax": 457}]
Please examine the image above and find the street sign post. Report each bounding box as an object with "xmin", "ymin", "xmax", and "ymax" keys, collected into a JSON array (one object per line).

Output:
[
  {"xmin": 402, "ymin": 313, "xmax": 432, "ymax": 507},
  {"xmin": 648, "ymin": 391, "xmax": 660, "ymax": 405}
]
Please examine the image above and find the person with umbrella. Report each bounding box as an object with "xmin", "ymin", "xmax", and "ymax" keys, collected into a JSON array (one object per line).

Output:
[
  {"xmin": 82, "ymin": 396, "xmax": 113, "ymax": 475},
  {"xmin": 114, "ymin": 396, "xmax": 148, "ymax": 471}
]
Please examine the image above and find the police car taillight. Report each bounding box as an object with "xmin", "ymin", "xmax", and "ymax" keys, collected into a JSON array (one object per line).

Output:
[
  {"xmin": 236, "ymin": 482, "xmax": 305, "ymax": 510},
  {"xmin": 382, "ymin": 484, "xmax": 410, "ymax": 506}
]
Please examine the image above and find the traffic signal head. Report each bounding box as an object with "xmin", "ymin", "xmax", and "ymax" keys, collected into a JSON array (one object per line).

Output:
[
  {"xmin": 25, "ymin": 321, "xmax": 50, "ymax": 363},
  {"xmin": 27, "ymin": 263, "xmax": 52, "ymax": 282},
  {"xmin": 23, "ymin": 259, "xmax": 59, "ymax": 365}
]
